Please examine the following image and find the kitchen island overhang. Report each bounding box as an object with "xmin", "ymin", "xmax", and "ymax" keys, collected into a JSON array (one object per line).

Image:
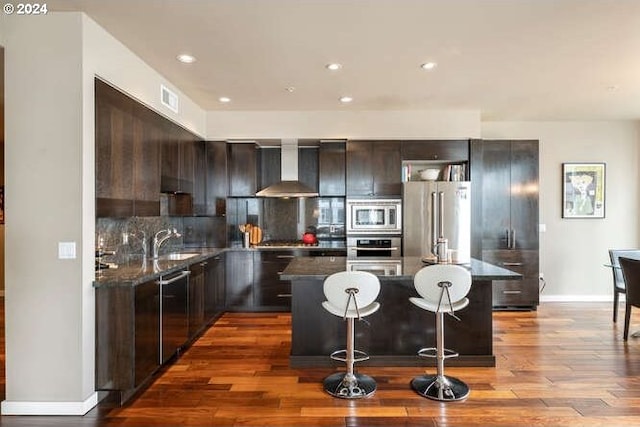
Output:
[{"xmin": 281, "ymin": 257, "xmax": 521, "ymax": 368}]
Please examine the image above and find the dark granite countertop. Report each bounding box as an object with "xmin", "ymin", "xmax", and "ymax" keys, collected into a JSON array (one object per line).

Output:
[
  {"xmin": 94, "ymin": 248, "xmax": 225, "ymax": 288},
  {"xmin": 280, "ymin": 256, "xmax": 522, "ymax": 281},
  {"xmin": 94, "ymin": 242, "xmax": 348, "ymax": 288}
]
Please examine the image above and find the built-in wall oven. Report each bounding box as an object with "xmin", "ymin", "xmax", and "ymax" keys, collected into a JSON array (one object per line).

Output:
[
  {"xmin": 347, "ymin": 237, "xmax": 402, "ymax": 258},
  {"xmin": 346, "ymin": 199, "xmax": 402, "ymax": 235}
]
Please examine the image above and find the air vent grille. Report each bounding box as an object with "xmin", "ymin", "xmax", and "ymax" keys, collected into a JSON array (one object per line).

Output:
[{"xmin": 160, "ymin": 84, "xmax": 179, "ymax": 113}]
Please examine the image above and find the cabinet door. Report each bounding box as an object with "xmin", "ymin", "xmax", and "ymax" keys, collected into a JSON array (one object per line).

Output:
[
  {"xmin": 228, "ymin": 143, "xmax": 259, "ymax": 197},
  {"xmin": 205, "ymin": 141, "xmax": 228, "ymax": 216},
  {"xmin": 480, "ymin": 140, "xmax": 511, "ymax": 249},
  {"xmin": 372, "ymin": 141, "xmax": 402, "ymax": 196},
  {"xmin": 95, "ymin": 79, "xmax": 135, "ymax": 217},
  {"xmin": 260, "ymin": 147, "xmax": 281, "ymax": 189},
  {"xmin": 298, "ymin": 147, "xmax": 319, "ymax": 193},
  {"xmin": 346, "ymin": 140, "xmax": 374, "ymax": 196},
  {"xmin": 205, "ymin": 254, "xmax": 225, "ymax": 319},
  {"xmin": 134, "ymin": 280, "xmax": 160, "ymax": 386},
  {"xmin": 225, "ymin": 251, "xmax": 254, "ymax": 308},
  {"xmin": 190, "ymin": 141, "xmax": 207, "ymax": 215},
  {"xmin": 319, "ymin": 142, "xmax": 346, "ymax": 196},
  {"xmin": 131, "ymin": 103, "xmax": 161, "ymax": 216},
  {"xmin": 188, "ymin": 262, "xmax": 206, "ymax": 339},
  {"xmin": 253, "ymin": 251, "xmax": 293, "ymax": 310},
  {"xmin": 161, "ymin": 131, "xmax": 181, "ymax": 193},
  {"xmin": 510, "ymin": 140, "xmax": 539, "ymax": 250},
  {"xmin": 401, "ymin": 140, "xmax": 469, "ymax": 162}
]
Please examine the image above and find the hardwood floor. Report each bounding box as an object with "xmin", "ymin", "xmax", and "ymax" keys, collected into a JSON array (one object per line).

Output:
[{"xmin": 2, "ymin": 301, "xmax": 640, "ymax": 425}]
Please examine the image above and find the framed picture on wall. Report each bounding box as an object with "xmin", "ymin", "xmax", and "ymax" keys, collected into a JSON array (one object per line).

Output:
[{"xmin": 562, "ymin": 163, "xmax": 605, "ymax": 218}]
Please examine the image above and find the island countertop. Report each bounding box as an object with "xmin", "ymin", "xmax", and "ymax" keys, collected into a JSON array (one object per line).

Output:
[{"xmin": 280, "ymin": 256, "xmax": 521, "ymax": 281}]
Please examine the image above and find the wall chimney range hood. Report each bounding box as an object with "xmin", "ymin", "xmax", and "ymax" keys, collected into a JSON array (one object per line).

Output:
[{"xmin": 256, "ymin": 139, "xmax": 319, "ymax": 198}]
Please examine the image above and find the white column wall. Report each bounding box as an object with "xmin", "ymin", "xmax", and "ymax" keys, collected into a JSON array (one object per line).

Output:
[
  {"xmin": 1, "ymin": 12, "xmax": 206, "ymax": 415},
  {"xmin": 2, "ymin": 13, "xmax": 93, "ymax": 413},
  {"xmin": 482, "ymin": 121, "xmax": 640, "ymax": 301}
]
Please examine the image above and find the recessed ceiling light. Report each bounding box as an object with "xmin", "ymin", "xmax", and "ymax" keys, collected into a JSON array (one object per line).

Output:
[
  {"xmin": 420, "ymin": 61, "xmax": 437, "ymax": 70},
  {"xmin": 285, "ymin": 86, "xmax": 296, "ymax": 93},
  {"xmin": 339, "ymin": 96, "xmax": 353, "ymax": 103},
  {"xmin": 218, "ymin": 97, "xmax": 231, "ymax": 103},
  {"xmin": 326, "ymin": 63, "xmax": 343, "ymax": 71},
  {"xmin": 176, "ymin": 54, "xmax": 196, "ymax": 64}
]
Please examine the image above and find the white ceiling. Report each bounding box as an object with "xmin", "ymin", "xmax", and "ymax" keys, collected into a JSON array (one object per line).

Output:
[{"xmin": 47, "ymin": 0, "xmax": 640, "ymax": 121}]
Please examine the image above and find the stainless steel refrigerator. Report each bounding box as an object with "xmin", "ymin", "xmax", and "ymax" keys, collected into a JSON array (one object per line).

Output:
[{"xmin": 402, "ymin": 181, "xmax": 471, "ymax": 263}]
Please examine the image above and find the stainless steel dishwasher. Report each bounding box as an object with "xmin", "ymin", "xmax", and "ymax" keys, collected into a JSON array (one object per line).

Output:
[{"xmin": 159, "ymin": 269, "xmax": 190, "ymax": 363}]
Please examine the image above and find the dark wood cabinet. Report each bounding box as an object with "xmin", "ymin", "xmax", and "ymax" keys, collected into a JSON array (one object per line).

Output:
[
  {"xmin": 401, "ymin": 140, "xmax": 469, "ymax": 161},
  {"xmin": 205, "ymin": 141, "xmax": 228, "ymax": 216},
  {"xmin": 253, "ymin": 251, "xmax": 294, "ymax": 311},
  {"xmin": 298, "ymin": 147, "xmax": 319, "ymax": 193},
  {"xmin": 472, "ymin": 139, "xmax": 539, "ymax": 309},
  {"xmin": 346, "ymin": 140, "xmax": 402, "ymax": 196},
  {"xmin": 225, "ymin": 251, "xmax": 254, "ymax": 308},
  {"xmin": 228, "ymin": 143, "xmax": 259, "ymax": 197},
  {"xmin": 204, "ymin": 254, "xmax": 225, "ymax": 319},
  {"xmin": 319, "ymin": 142, "xmax": 345, "ymax": 196},
  {"xmin": 161, "ymin": 134, "xmax": 206, "ymax": 215},
  {"xmin": 259, "ymin": 146, "xmax": 281, "ymax": 190},
  {"xmin": 95, "ymin": 278, "xmax": 160, "ymax": 403},
  {"xmin": 188, "ymin": 262, "xmax": 206, "ymax": 339},
  {"xmin": 134, "ymin": 280, "xmax": 160, "ymax": 387}
]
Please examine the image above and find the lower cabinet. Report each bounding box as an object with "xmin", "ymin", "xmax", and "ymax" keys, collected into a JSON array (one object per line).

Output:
[
  {"xmin": 188, "ymin": 262, "xmax": 206, "ymax": 340},
  {"xmin": 96, "ymin": 279, "xmax": 160, "ymax": 404},
  {"xmin": 225, "ymin": 251, "xmax": 254, "ymax": 309},
  {"xmin": 253, "ymin": 251, "xmax": 295, "ymax": 311},
  {"xmin": 205, "ymin": 253, "xmax": 226, "ymax": 320},
  {"xmin": 483, "ymin": 249, "xmax": 539, "ymax": 309}
]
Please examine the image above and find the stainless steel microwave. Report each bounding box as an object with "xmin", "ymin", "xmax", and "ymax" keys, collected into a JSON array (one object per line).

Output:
[{"xmin": 346, "ymin": 199, "xmax": 402, "ymax": 235}]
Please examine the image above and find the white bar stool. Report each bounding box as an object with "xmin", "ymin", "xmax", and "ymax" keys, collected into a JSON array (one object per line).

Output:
[
  {"xmin": 410, "ymin": 264, "xmax": 472, "ymax": 401},
  {"xmin": 322, "ymin": 271, "xmax": 381, "ymax": 399}
]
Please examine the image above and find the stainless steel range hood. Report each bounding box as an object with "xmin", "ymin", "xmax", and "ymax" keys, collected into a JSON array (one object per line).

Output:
[{"xmin": 256, "ymin": 139, "xmax": 319, "ymax": 198}]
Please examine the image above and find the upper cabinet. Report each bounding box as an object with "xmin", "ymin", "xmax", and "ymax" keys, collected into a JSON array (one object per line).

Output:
[
  {"xmin": 401, "ymin": 140, "xmax": 470, "ymax": 182},
  {"xmin": 95, "ymin": 79, "xmax": 161, "ymax": 217},
  {"xmin": 205, "ymin": 141, "xmax": 228, "ymax": 216},
  {"xmin": 346, "ymin": 140, "xmax": 402, "ymax": 197},
  {"xmin": 319, "ymin": 141, "xmax": 346, "ymax": 196},
  {"xmin": 228, "ymin": 143, "xmax": 259, "ymax": 197},
  {"xmin": 298, "ymin": 146, "xmax": 319, "ymax": 193}
]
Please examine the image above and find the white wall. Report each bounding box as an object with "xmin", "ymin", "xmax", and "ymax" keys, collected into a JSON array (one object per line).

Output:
[
  {"xmin": 482, "ymin": 121, "xmax": 640, "ymax": 301},
  {"xmin": 206, "ymin": 110, "xmax": 481, "ymax": 139},
  {"xmin": 1, "ymin": 12, "xmax": 206, "ymax": 415},
  {"xmin": 2, "ymin": 12, "xmax": 92, "ymax": 413}
]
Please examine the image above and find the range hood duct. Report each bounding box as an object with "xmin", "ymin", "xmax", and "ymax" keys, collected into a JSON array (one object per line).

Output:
[{"xmin": 256, "ymin": 139, "xmax": 319, "ymax": 198}]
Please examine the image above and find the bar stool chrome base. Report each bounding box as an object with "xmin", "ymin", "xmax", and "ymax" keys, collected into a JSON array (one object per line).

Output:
[
  {"xmin": 323, "ymin": 372, "xmax": 377, "ymax": 399},
  {"xmin": 411, "ymin": 374, "xmax": 470, "ymax": 401}
]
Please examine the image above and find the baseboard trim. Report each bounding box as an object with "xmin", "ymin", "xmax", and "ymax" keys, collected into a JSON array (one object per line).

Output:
[
  {"xmin": 540, "ymin": 295, "xmax": 616, "ymax": 303},
  {"xmin": 1, "ymin": 392, "xmax": 98, "ymax": 415}
]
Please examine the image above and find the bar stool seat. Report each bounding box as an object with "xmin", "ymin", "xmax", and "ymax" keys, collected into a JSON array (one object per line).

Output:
[
  {"xmin": 410, "ymin": 264, "xmax": 471, "ymax": 402},
  {"xmin": 322, "ymin": 271, "xmax": 380, "ymax": 399}
]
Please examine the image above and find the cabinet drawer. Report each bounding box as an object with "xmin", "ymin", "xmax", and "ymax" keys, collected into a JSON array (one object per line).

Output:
[{"xmin": 492, "ymin": 279, "xmax": 539, "ymax": 307}]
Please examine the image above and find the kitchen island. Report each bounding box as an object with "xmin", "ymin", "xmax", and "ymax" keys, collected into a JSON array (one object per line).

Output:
[{"xmin": 280, "ymin": 256, "xmax": 521, "ymax": 367}]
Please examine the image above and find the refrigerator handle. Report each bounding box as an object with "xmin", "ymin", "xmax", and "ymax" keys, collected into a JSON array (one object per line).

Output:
[
  {"xmin": 438, "ymin": 192, "xmax": 445, "ymax": 238},
  {"xmin": 511, "ymin": 229, "xmax": 516, "ymax": 249},
  {"xmin": 506, "ymin": 229, "xmax": 511, "ymax": 249},
  {"xmin": 431, "ymin": 192, "xmax": 438, "ymax": 251}
]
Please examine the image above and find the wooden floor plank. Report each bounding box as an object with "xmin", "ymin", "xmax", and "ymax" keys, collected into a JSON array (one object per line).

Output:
[{"xmin": 3, "ymin": 301, "xmax": 640, "ymax": 425}]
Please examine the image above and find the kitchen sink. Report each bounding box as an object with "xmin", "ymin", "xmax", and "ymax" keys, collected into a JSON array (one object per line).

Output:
[{"xmin": 159, "ymin": 252, "xmax": 200, "ymax": 261}]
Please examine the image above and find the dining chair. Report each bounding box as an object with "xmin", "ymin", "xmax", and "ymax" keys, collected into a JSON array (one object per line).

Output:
[
  {"xmin": 619, "ymin": 256, "xmax": 640, "ymax": 341},
  {"xmin": 608, "ymin": 249, "xmax": 640, "ymax": 323}
]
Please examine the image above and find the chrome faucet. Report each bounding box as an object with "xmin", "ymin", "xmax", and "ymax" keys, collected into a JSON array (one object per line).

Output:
[{"xmin": 152, "ymin": 228, "xmax": 182, "ymax": 259}]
